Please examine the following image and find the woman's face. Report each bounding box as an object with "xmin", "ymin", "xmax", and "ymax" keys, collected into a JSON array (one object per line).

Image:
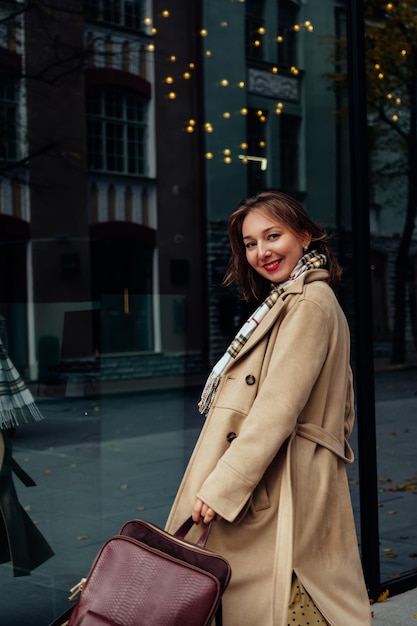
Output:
[{"xmin": 242, "ymin": 208, "xmax": 311, "ymax": 284}]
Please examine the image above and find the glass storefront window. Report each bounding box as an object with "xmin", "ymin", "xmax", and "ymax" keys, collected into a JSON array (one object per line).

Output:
[{"xmin": 1, "ymin": 1, "xmax": 417, "ymax": 623}]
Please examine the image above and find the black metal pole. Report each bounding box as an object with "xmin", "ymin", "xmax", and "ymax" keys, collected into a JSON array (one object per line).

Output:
[{"xmin": 345, "ymin": 0, "xmax": 381, "ymax": 598}]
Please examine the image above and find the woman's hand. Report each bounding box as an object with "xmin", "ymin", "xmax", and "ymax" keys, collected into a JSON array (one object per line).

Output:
[{"xmin": 192, "ymin": 498, "xmax": 222, "ymax": 524}]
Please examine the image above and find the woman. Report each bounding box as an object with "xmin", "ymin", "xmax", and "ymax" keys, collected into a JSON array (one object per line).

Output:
[
  {"xmin": 0, "ymin": 315, "xmax": 54, "ymax": 576},
  {"xmin": 165, "ymin": 191, "xmax": 372, "ymax": 625}
]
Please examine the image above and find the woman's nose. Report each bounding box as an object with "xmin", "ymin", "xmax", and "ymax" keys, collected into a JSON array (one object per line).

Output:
[{"xmin": 258, "ymin": 242, "xmax": 271, "ymax": 258}]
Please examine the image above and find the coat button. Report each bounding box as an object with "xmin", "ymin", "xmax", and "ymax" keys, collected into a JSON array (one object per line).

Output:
[
  {"xmin": 227, "ymin": 432, "xmax": 237, "ymax": 443},
  {"xmin": 245, "ymin": 374, "xmax": 256, "ymax": 385}
]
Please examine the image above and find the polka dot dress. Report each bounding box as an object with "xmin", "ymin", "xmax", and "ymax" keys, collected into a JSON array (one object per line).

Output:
[{"xmin": 287, "ymin": 575, "xmax": 329, "ymax": 625}]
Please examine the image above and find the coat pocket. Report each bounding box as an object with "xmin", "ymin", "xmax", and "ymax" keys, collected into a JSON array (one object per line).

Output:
[{"xmin": 250, "ymin": 477, "xmax": 271, "ymax": 512}]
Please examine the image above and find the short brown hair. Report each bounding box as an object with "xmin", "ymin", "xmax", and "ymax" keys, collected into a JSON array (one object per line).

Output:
[{"xmin": 223, "ymin": 190, "xmax": 342, "ymax": 301}]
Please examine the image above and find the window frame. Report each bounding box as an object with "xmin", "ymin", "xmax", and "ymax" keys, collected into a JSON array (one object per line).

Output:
[{"xmin": 86, "ymin": 86, "xmax": 148, "ymax": 176}]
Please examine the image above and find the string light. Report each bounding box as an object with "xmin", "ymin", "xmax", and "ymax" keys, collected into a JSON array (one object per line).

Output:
[{"xmin": 151, "ymin": 7, "xmax": 315, "ymax": 166}]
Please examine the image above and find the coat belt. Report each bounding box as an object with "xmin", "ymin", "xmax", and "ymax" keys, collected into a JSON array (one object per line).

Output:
[{"xmin": 296, "ymin": 422, "xmax": 354, "ymax": 464}]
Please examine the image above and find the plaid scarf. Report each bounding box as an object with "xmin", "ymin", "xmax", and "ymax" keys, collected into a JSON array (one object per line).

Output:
[
  {"xmin": 0, "ymin": 339, "xmax": 43, "ymax": 430},
  {"xmin": 198, "ymin": 251, "xmax": 327, "ymax": 416}
]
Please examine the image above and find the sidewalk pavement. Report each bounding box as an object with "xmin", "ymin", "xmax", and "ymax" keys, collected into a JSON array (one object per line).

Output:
[{"xmin": 371, "ymin": 587, "xmax": 417, "ymax": 625}]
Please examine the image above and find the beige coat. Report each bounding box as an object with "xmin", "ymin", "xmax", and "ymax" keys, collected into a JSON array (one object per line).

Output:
[{"xmin": 165, "ymin": 269, "xmax": 372, "ymax": 626}]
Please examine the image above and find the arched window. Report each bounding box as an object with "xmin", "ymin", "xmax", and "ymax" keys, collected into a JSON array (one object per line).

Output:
[{"xmin": 86, "ymin": 86, "xmax": 148, "ymax": 176}]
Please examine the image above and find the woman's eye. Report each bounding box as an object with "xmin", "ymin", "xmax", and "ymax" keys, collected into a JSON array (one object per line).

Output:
[
  {"xmin": 268, "ymin": 233, "xmax": 279, "ymax": 240},
  {"xmin": 245, "ymin": 241, "xmax": 256, "ymax": 249}
]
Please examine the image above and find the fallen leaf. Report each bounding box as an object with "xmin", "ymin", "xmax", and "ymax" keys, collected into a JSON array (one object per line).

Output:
[
  {"xmin": 76, "ymin": 536, "xmax": 90, "ymax": 541},
  {"xmin": 377, "ymin": 589, "xmax": 389, "ymax": 602},
  {"xmin": 120, "ymin": 484, "xmax": 128, "ymax": 490}
]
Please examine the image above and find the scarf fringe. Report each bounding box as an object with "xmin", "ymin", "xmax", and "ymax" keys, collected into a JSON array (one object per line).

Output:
[
  {"xmin": 198, "ymin": 370, "xmax": 221, "ymax": 416},
  {"xmin": 0, "ymin": 348, "xmax": 44, "ymax": 430},
  {"xmin": 0, "ymin": 403, "xmax": 43, "ymax": 430}
]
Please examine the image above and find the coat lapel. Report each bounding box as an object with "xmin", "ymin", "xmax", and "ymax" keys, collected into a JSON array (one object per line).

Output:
[{"xmin": 227, "ymin": 269, "xmax": 328, "ymax": 366}]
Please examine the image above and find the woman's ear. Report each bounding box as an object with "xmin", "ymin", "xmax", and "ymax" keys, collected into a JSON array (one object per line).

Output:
[{"xmin": 302, "ymin": 232, "xmax": 312, "ymax": 249}]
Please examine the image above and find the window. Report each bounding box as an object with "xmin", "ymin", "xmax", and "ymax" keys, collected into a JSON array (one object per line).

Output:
[
  {"xmin": 0, "ymin": 78, "xmax": 18, "ymax": 162},
  {"xmin": 87, "ymin": 87, "xmax": 147, "ymax": 175},
  {"xmin": 278, "ymin": 0, "xmax": 299, "ymax": 69},
  {"xmin": 245, "ymin": 0, "xmax": 265, "ymax": 61},
  {"xmin": 85, "ymin": 0, "xmax": 145, "ymax": 31},
  {"xmin": 280, "ymin": 113, "xmax": 300, "ymax": 192}
]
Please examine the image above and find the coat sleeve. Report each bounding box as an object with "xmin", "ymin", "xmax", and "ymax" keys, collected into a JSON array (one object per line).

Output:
[{"xmin": 196, "ymin": 295, "xmax": 336, "ymax": 522}]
